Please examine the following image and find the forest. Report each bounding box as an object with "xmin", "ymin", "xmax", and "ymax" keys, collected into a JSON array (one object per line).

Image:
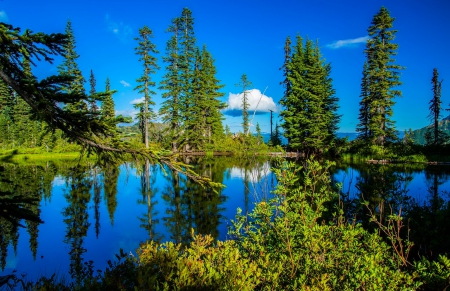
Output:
[{"xmin": 1, "ymin": 5, "xmax": 450, "ymax": 291}]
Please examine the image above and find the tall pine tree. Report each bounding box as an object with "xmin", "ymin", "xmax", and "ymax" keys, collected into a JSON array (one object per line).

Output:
[
  {"xmin": 425, "ymin": 68, "xmax": 447, "ymax": 145},
  {"xmin": 237, "ymin": 74, "xmax": 252, "ymax": 135},
  {"xmin": 159, "ymin": 16, "xmax": 182, "ymax": 152},
  {"xmin": 134, "ymin": 25, "xmax": 159, "ymax": 148},
  {"xmin": 356, "ymin": 62, "xmax": 371, "ymax": 138},
  {"xmin": 57, "ymin": 20, "xmax": 87, "ymax": 113},
  {"xmin": 101, "ymin": 78, "xmax": 116, "ymax": 120},
  {"xmin": 279, "ymin": 35, "xmax": 340, "ymax": 155},
  {"xmin": 178, "ymin": 7, "xmax": 196, "ymax": 151},
  {"xmin": 358, "ymin": 7, "xmax": 403, "ymax": 146},
  {"xmin": 88, "ymin": 70, "xmax": 98, "ymax": 112}
]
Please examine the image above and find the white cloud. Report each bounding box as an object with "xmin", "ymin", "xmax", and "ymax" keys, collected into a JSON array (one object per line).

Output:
[
  {"xmin": 116, "ymin": 109, "xmax": 138, "ymax": 118},
  {"xmin": 0, "ymin": 10, "xmax": 8, "ymax": 22},
  {"xmin": 130, "ymin": 97, "xmax": 144, "ymax": 105},
  {"xmin": 52, "ymin": 176, "xmax": 66, "ymax": 187},
  {"xmin": 223, "ymin": 89, "xmax": 277, "ymax": 116},
  {"xmin": 326, "ymin": 36, "xmax": 369, "ymax": 49},
  {"xmin": 105, "ymin": 14, "xmax": 132, "ymax": 41},
  {"xmin": 229, "ymin": 162, "xmax": 271, "ymax": 183},
  {"xmin": 120, "ymin": 80, "xmax": 131, "ymax": 87}
]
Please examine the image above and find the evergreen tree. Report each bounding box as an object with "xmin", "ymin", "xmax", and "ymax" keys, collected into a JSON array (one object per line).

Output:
[
  {"xmin": 425, "ymin": 68, "xmax": 447, "ymax": 145},
  {"xmin": 188, "ymin": 45, "xmax": 225, "ymax": 150},
  {"xmin": 57, "ymin": 20, "xmax": 87, "ymax": 113},
  {"xmin": 0, "ymin": 77, "xmax": 14, "ymax": 146},
  {"xmin": 178, "ymin": 7, "xmax": 196, "ymax": 151},
  {"xmin": 271, "ymin": 123, "xmax": 282, "ymax": 146},
  {"xmin": 237, "ymin": 74, "xmax": 252, "ymax": 135},
  {"xmin": 159, "ymin": 16, "xmax": 183, "ymax": 152},
  {"xmin": 356, "ymin": 62, "xmax": 371, "ymax": 139},
  {"xmin": 101, "ymin": 78, "xmax": 116, "ymax": 120},
  {"xmin": 280, "ymin": 36, "xmax": 292, "ymax": 105},
  {"xmin": 279, "ymin": 35, "xmax": 340, "ymax": 154},
  {"xmin": 255, "ymin": 122, "xmax": 263, "ymax": 143},
  {"xmin": 201, "ymin": 46, "xmax": 225, "ymax": 142},
  {"xmin": 134, "ymin": 25, "xmax": 159, "ymax": 148},
  {"xmin": 88, "ymin": 69, "xmax": 98, "ymax": 112},
  {"xmin": 359, "ymin": 7, "xmax": 403, "ymax": 146}
]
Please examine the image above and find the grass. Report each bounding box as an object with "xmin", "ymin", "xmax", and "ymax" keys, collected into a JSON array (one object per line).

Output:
[{"xmin": 0, "ymin": 148, "xmax": 92, "ymax": 163}]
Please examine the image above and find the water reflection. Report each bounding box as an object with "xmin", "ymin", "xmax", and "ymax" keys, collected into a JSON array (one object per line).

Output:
[
  {"xmin": 0, "ymin": 156, "xmax": 272, "ymax": 281},
  {"xmin": 0, "ymin": 164, "xmax": 50, "ymax": 269},
  {"xmin": 62, "ymin": 165, "xmax": 92, "ymax": 283},
  {"xmin": 2, "ymin": 157, "xmax": 449, "ymax": 282}
]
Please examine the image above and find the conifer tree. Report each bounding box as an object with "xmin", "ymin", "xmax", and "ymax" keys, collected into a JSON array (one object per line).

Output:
[
  {"xmin": 188, "ymin": 45, "xmax": 225, "ymax": 150},
  {"xmin": 271, "ymin": 123, "xmax": 282, "ymax": 146},
  {"xmin": 178, "ymin": 7, "xmax": 196, "ymax": 151},
  {"xmin": 425, "ymin": 68, "xmax": 447, "ymax": 145},
  {"xmin": 279, "ymin": 35, "xmax": 340, "ymax": 154},
  {"xmin": 134, "ymin": 25, "xmax": 159, "ymax": 148},
  {"xmin": 200, "ymin": 46, "xmax": 225, "ymax": 142},
  {"xmin": 57, "ymin": 20, "xmax": 87, "ymax": 112},
  {"xmin": 160, "ymin": 16, "xmax": 182, "ymax": 152},
  {"xmin": 356, "ymin": 62, "xmax": 370, "ymax": 139},
  {"xmin": 101, "ymin": 78, "xmax": 116, "ymax": 120},
  {"xmin": 280, "ymin": 36, "xmax": 292, "ymax": 104},
  {"xmin": 359, "ymin": 7, "xmax": 403, "ymax": 146},
  {"xmin": 88, "ymin": 70, "xmax": 98, "ymax": 112},
  {"xmin": 0, "ymin": 77, "xmax": 14, "ymax": 146},
  {"xmin": 255, "ymin": 122, "xmax": 263, "ymax": 143},
  {"xmin": 237, "ymin": 74, "xmax": 252, "ymax": 135}
]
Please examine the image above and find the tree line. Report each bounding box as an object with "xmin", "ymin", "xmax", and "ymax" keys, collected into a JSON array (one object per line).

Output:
[{"xmin": 0, "ymin": 6, "xmax": 447, "ymax": 157}]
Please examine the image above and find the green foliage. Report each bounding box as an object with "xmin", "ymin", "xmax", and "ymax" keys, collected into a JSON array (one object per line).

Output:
[
  {"xmin": 237, "ymin": 74, "xmax": 252, "ymax": 135},
  {"xmin": 426, "ymin": 68, "xmax": 446, "ymax": 146},
  {"xmin": 229, "ymin": 158, "xmax": 418, "ymax": 290},
  {"xmin": 280, "ymin": 35, "xmax": 340, "ymax": 155},
  {"xmin": 58, "ymin": 20, "xmax": 87, "ymax": 113},
  {"xmin": 134, "ymin": 25, "xmax": 159, "ymax": 148},
  {"xmin": 415, "ymin": 255, "xmax": 450, "ymax": 291},
  {"xmin": 357, "ymin": 7, "xmax": 403, "ymax": 146}
]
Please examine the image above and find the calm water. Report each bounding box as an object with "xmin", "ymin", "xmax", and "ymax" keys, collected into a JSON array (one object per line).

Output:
[
  {"xmin": 1, "ymin": 157, "xmax": 450, "ymax": 282},
  {"xmin": 0, "ymin": 156, "xmax": 274, "ymax": 282}
]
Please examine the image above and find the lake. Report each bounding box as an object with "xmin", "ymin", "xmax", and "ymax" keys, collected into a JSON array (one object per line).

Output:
[{"xmin": 1, "ymin": 157, "xmax": 449, "ymax": 282}]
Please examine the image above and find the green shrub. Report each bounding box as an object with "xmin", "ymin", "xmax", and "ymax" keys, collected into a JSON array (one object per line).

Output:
[{"xmin": 229, "ymin": 159, "xmax": 420, "ymax": 290}]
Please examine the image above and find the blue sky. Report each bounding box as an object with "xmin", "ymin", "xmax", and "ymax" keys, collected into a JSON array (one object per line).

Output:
[{"xmin": 2, "ymin": 0, "xmax": 450, "ymax": 133}]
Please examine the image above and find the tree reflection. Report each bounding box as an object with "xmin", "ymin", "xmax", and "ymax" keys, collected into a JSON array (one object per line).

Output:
[
  {"xmin": 0, "ymin": 164, "xmax": 52, "ymax": 270},
  {"xmin": 102, "ymin": 163, "xmax": 119, "ymax": 225},
  {"xmin": 62, "ymin": 165, "xmax": 92, "ymax": 283},
  {"xmin": 138, "ymin": 159, "xmax": 161, "ymax": 242},
  {"xmin": 407, "ymin": 166, "xmax": 450, "ymax": 259},
  {"xmin": 162, "ymin": 156, "xmax": 228, "ymax": 245}
]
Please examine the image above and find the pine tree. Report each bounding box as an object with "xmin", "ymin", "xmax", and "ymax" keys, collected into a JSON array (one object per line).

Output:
[
  {"xmin": 159, "ymin": 16, "xmax": 182, "ymax": 152},
  {"xmin": 0, "ymin": 77, "xmax": 14, "ymax": 146},
  {"xmin": 188, "ymin": 45, "xmax": 225, "ymax": 150},
  {"xmin": 178, "ymin": 7, "xmax": 196, "ymax": 151},
  {"xmin": 280, "ymin": 36, "xmax": 292, "ymax": 104},
  {"xmin": 271, "ymin": 123, "xmax": 282, "ymax": 146},
  {"xmin": 425, "ymin": 68, "xmax": 447, "ymax": 145},
  {"xmin": 237, "ymin": 74, "xmax": 252, "ymax": 135},
  {"xmin": 360, "ymin": 7, "xmax": 403, "ymax": 146},
  {"xmin": 134, "ymin": 25, "xmax": 159, "ymax": 148},
  {"xmin": 57, "ymin": 20, "xmax": 87, "ymax": 113},
  {"xmin": 101, "ymin": 78, "xmax": 116, "ymax": 120},
  {"xmin": 279, "ymin": 35, "xmax": 340, "ymax": 154},
  {"xmin": 201, "ymin": 46, "xmax": 225, "ymax": 142},
  {"xmin": 280, "ymin": 34, "xmax": 303, "ymax": 149},
  {"xmin": 88, "ymin": 70, "xmax": 98, "ymax": 112},
  {"xmin": 255, "ymin": 122, "xmax": 263, "ymax": 143},
  {"xmin": 356, "ymin": 62, "xmax": 371, "ymax": 138}
]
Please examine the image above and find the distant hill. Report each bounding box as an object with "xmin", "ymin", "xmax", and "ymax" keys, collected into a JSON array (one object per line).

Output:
[{"xmin": 411, "ymin": 115, "xmax": 450, "ymax": 145}]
